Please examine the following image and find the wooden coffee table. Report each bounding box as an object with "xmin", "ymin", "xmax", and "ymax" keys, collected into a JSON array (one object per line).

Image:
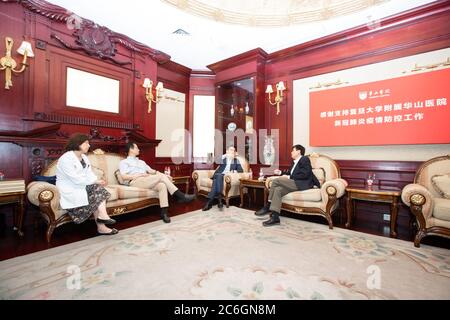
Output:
[
  {"xmin": 345, "ymin": 186, "xmax": 401, "ymax": 238},
  {"xmin": 239, "ymin": 178, "xmax": 268, "ymax": 208}
]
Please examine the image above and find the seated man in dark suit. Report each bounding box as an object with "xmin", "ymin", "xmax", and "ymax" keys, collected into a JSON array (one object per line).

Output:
[
  {"xmin": 255, "ymin": 144, "xmax": 320, "ymax": 226},
  {"xmin": 202, "ymin": 146, "xmax": 244, "ymax": 211}
]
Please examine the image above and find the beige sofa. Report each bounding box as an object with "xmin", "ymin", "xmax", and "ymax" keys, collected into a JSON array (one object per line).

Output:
[
  {"xmin": 401, "ymin": 154, "xmax": 450, "ymax": 247},
  {"xmin": 265, "ymin": 153, "xmax": 347, "ymax": 229},
  {"xmin": 192, "ymin": 156, "xmax": 250, "ymax": 207},
  {"xmin": 27, "ymin": 149, "xmax": 160, "ymax": 242}
]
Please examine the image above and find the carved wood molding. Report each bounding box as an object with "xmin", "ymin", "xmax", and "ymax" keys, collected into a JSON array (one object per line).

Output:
[
  {"xmin": 50, "ymin": 32, "xmax": 131, "ymax": 66},
  {"xmin": 0, "ymin": 124, "xmax": 161, "ymax": 148},
  {"xmin": 23, "ymin": 112, "xmax": 140, "ymax": 130},
  {"xmin": 1, "ymin": 0, "xmax": 171, "ymax": 64}
]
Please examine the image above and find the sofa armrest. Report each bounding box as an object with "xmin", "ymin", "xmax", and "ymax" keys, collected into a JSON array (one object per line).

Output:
[
  {"xmin": 27, "ymin": 181, "xmax": 62, "ymax": 220},
  {"xmin": 192, "ymin": 170, "xmax": 215, "ymax": 193},
  {"xmin": 401, "ymin": 183, "xmax": 434, "ymax": 222},
  {"xmin": 224, "ymin": 172, "xmax": 251, "ymax": 185},
  {"xmin": 321, "ymin": 178, "xmax": 348, "ymax": 199},
  {"xmin": 192, "ymin": 170, "xmax": 215, "ymax": 181}
]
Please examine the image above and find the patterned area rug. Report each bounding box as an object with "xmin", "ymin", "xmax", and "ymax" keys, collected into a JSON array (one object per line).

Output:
[{"xmin": 1, "ymin": 206, "xmax": 449, "ymax": 300}]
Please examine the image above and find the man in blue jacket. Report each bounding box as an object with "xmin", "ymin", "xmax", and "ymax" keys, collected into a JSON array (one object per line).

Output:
[
  {"xmin": 202, "ymin": 146, "xmax": 243, "ymax": 211},
  {"xmin": 255, "ymin": 144, "xmax": 320, "ymax": 226}
]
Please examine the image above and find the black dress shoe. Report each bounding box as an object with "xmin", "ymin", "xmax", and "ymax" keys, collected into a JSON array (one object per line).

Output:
[
  {"xmin": 161, "ymin": 214, "xmax": 171, "ymax": 223},
  {"xmin": 202, "ymin": 201, "xmax": 213, "ymax": 211},
  {"xmin": 218, "ymin": 198, "xmax": 224, "ymax": 210},
  {"xmin": 160, "ymin": 208, "xmax": 171, "ymax": 223},
  {"xmin": 96, "ymin": 218, "xmax": 116, "ymax": 225},
  {"xmin": 177, "ymin": 193, "xmax": 196, "ymax": 203},
  {"xmin": 97, "ymin": 228, "xmax": 119, "ymax": 235},
  {"xmin": 262, "ymin": 216, "xmax": 280, "ymax": 227},
  {"xmin": 255, "ymin": 205, "xmax": 271, "ymax": 216}
]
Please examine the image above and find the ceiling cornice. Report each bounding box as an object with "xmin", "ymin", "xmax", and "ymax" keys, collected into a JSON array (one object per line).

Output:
[
  {"xmin": 207, "ymin": 48, "xmax": 269, "ymax": 73},
  {"xmin": 1, "ymin": 0, "xmax": 172, "ymax": 64},
  {"xmin": 267, "ymin": 0, "xmax": 450, "ymax": 63}
]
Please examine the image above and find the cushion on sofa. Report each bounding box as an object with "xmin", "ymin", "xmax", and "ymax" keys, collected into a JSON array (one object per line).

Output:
[
  {"xmin": 431, "ymin": 173, "xmax": 450, "ymax": 199},
  {"xmin": 312, "ymin": 168, "xmax": 326, "ymax": 186},
  {"xmin": 282, "ymin": 189, "xmax": 322, "ymax": 202},
  {"xmin": 104, "ymin": 186, "xmax": 119, "ymax": 201},
  {"xmin": 432, "ymin": 198, "xmax": 450, "ymax": 222},
  {"xmin": 107, "ymin": 185, "xmax": 159, "ymax": 200}
]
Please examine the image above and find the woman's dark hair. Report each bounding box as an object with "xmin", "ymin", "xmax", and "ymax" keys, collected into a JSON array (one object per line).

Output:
[
  {"xmin": 126, "ymin": 141, "xmax": 137, "ymax": 155},
  {"xmin": 292, "ymin": 144, "xmax": 305, "ymax": 156},
  {"xmin": 65, "ymin": 133, "xmax": 90, "ymax": 152}
]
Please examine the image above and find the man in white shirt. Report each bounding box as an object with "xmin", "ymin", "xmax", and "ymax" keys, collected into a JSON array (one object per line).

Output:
[{"xmin": 119, "ymin": 142, "xmax": 195, "ymax": 223}]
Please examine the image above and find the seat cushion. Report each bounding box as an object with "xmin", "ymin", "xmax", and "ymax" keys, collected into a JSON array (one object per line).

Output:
[
  {"xmin": 431, "ymin": 173, "xmax": 450, "ymax": 199},
  {"xmin": 282, "ymin": 188, "xmax": 322, "ymax": 202},
  {"xmin": 107, "ymin": 185, "xmax": 158, "ymax": 199},
  {"xmin": 104, "ymin": 186, "xmax": 119, "ymax": 201},
  {"xmin": 433, "ymin": 198, "xmax": 450, "ymax": 222}
]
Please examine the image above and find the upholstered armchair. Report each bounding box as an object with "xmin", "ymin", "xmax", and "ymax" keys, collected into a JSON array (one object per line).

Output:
[
  {"xmin": 265, "ymin": 153, "xmax": 347, "ymax": 229},
  {"xmin": 192, "ymin": 156, "xmax": 250, "ymax": 207},
  {"xmin": 401, "ymin": 155, "xmax": 450, "ymax": 247}
]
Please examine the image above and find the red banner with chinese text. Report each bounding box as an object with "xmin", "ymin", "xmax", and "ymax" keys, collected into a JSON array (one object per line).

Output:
[{"xmin": 309, "ymin": 68, "xmax": 450, "ymax": 146}]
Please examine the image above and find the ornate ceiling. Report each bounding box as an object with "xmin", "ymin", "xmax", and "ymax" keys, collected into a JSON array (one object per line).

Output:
[
  {"xmin": 162, "ymin": 0, "xmax": 389, "ymax": 27},
  {"xmin": 41, "ymin": 0, "xmax": 437, "ymax": 69}
]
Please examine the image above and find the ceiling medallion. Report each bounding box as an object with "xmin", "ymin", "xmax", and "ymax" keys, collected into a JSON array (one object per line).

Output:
[{"xmin": 162, "ymin": 0, "xmax": 389, "ymax": 27}]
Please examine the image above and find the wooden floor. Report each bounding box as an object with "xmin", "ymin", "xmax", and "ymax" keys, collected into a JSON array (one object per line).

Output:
[{"xmin": 1, "ymin": 197, "xmax": 449, "ymax": 261}]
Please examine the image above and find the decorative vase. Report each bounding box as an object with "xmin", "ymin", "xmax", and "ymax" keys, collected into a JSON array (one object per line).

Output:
[{"xmin": 263, "ymin": 136, "xmax": 275, "ymax": 165}]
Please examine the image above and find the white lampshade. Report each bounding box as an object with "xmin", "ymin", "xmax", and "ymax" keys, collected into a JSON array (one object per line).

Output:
[
  {"xmin": 143, "ymin": 78, "xmax": 152, "ymax": 88},
  {"xmin": 265, "ymin": 85, "xmax": 273, "ymax": 94},
  {"xmin": 17, "ymin": 41, "xmax": 34, "ymax": 57},
  {"xmin": 277, "ymin": 81, "xmax": 286, "ymax": 91},
  {"xmin": 156, "ymin": 82, "xmax": 164, "ymax": 90}
]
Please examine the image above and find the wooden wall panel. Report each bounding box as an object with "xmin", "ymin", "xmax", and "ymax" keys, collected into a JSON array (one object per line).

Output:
[
  {"xmin": 263, "ymin": 1, "xmax": 450, "ymax": 166},
  {"xmin": 0, "ymin": 0, "xmax": 181, "ymax": 183}
]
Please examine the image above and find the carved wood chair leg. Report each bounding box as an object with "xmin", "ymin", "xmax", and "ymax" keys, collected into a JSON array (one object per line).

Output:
[
  {"xmin": 46, "ymin": 223, "xmax": 56, "ymax": 243},
  {"xmin": 325, "ymin": 213, "xmax": 333, "ymax": 229},
  {"xmin": 414, "ymin": 230, "xmax": 426, "ymax": 248}
]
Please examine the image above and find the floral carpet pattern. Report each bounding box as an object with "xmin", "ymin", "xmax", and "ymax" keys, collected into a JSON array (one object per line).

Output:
[{"xmin": 0, "ymin": 207, "xmax": 449, "ymax": 300}]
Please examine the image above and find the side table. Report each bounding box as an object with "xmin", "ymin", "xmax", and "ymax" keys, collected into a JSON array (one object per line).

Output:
[
  {"xmin": 239, "ymin": 178, "xmax": 268, "ymax": 208},
  {"xmin": 346, "ymin": 186, "xmax": 401, "ymax": 238}
]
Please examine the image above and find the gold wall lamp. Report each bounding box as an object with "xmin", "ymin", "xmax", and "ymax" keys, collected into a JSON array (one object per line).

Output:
[
  {"xmin": 0, "ymin": 37, "xmax": 34, "ymax": 90},
  {"xmin": 265, "ymin": 81, "xmax": 286, "ymax": 115},
  {"xmin": 143, "ymin": 78, "xmax": 164, "ymax": 113}
]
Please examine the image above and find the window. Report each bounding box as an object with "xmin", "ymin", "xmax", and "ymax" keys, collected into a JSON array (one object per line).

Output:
[{"xmin": 193, "ymin": 95, "xmax": 215, "ymax": 159}]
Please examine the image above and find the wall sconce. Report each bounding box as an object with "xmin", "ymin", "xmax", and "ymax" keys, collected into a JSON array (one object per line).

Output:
[
  {"xmin": 265, "ymin": 81, "xmax": 286, "ymax": 115},
  {"xmin": 0, "ymin": 37, "xmax": 34, "ymax": 90},
  {"xmin": 143, "ymin": 78, "xmax": 164, "ymax": 113}
]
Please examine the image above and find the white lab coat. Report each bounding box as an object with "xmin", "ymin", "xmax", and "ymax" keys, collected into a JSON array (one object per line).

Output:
[{"xmin": 56, "ymin": 151, "xmax": 98, "ymax": 209}]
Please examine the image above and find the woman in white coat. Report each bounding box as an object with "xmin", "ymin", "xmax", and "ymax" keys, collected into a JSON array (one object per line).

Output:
[{"xmin": 56, "ymin": 133, "xmax": 118, "ymax": 235}]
